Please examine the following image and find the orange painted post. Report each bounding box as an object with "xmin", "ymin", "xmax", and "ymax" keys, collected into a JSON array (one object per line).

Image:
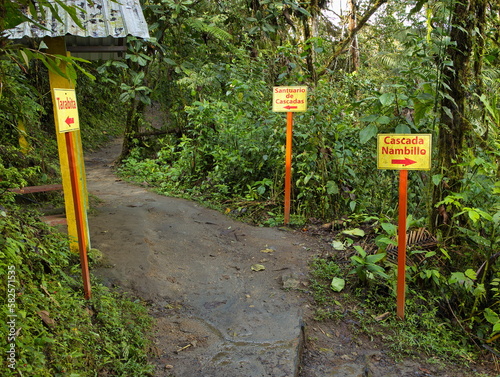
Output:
[
  {"xmin": 284, "ymin": 111, "xmax": 293, "ymax": 225},
  {"xmin": 272, "ymin": 86, "xmax": 307, "ymax": 225},
  {"xmin": 397, "ymin": 169, "xmax": 408, "ymax": 319},
  {"xmin": 65, "ymin": 131, "xmax": 91, "ymax": 299}
]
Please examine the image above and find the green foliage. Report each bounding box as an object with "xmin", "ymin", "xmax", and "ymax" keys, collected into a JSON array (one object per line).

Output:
[
  {"xmin": 76, "ymin": 64, "xmax": 126, "ymax": 148},
  {"xmin": 308, "ymin": 205, "xmax": 500, "ymax": 361},
  {"xmin": 0, "ymin": 144, "xmax": 64, "ymax": 208},
  {"xmin": 0, "ymin": 149, "xmax": 39, "ymax": 198},
  {"xmin": 358, "ymin": 293, "xmax": 476, "ymax": 363},
  {"xmin": 309, "ymin": 257, "xmax": 343, "ymax": 305},
  {"xmin": 3, "ymin": 0, "xmax": 84, "ymax": 30},
  {"xmin": 0, "ymin": 58, "xmax": 45, "ymax": 148},
  {"xmin": 309, "ymin": 249, "xmax": 487, "ymax": 364},
  {"xmin": 0, "ymin": 207, "xmax": 153, "ymax": 376},
  {"xmin": 349, "ymin": 245, "xmax": 389, "ymax": 285}
]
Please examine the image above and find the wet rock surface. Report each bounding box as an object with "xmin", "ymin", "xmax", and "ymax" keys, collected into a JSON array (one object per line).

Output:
[{"xmin": 86, "ymin": 139, "xmax": 309, "ymax": 376}]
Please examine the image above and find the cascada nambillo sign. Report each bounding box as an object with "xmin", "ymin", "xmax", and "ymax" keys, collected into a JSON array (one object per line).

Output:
[
  {"xmin": 272, "ymin": 86, "xmax": 307, "ymax": 112},
  {"xmin": 377, "ymin": 134, "xmax": 432, "ymax": 170}
]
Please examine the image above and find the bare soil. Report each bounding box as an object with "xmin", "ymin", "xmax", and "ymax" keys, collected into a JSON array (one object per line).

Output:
[{"xmin": 85, "ymin": 139, "xmax": 498, "ymax": 377}]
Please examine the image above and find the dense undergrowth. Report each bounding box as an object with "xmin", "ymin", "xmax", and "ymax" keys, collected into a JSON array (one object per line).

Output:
[
  {"xmin": 308, "ymin": 227, "xmax": 500, "ymax": 373},
  {"xmin": 0, "ymin": 205, "xmax": 154, "ymax": 376}
]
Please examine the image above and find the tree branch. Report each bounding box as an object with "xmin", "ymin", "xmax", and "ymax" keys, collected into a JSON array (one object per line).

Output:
[{"xmin": 317, "ymin": 0, "xmax": 387, "ymax": 78}]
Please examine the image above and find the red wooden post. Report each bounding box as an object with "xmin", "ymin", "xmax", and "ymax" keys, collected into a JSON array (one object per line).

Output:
[
  {"xmin": 397, "ymin": 169, "xmax": 408, "ymax": 319},
  {"xmin": 65, "ymin": 132, "xmax": 91, "ymax": 299},
  {"xmin": 284, "ymin": 112, "xmax": 293, "ymax": 225}
]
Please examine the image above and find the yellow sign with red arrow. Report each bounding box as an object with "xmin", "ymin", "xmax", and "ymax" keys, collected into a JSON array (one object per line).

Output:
[
  {"xmin": 272, "ymin": 86, "xmax": 307, "ymax": 112},
  {"xmin": 53, "ymin": 88, "xmax": 80, "ymax": 133},
  {"xmin": 377, "ymin": 134, "xmax": 432, "ymax": 170}
]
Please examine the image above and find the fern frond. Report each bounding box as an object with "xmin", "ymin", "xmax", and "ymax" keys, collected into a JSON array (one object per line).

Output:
[
  {"xmin": 185, "ymin": 17, "xmax": 233, "ymax": 43},
  {"xmin": 370, "ymin": 52, "xmax": 401, "ymax": 69}
]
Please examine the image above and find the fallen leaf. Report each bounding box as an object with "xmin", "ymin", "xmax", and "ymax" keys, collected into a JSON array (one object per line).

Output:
[
  {"xmin": 321, "ymin": 222, "xmax": 332, "ymax": 229},
  {"xmin": 331, "ymin": 240, "xmax": 345, "ymax": 250},
  {"xmin": 84, "ymin": 307, "xmax": 95, "ymax": 317},
  {"xmin": 251, "ymin": 264, "xmax": 266, "ymax": 271},
  {"xmin": 282, "ymin": 275, "xmax": 300, "ymax": 289},
  {"xmin": 37, "ymin": 310, "xmax": 56, "ymax": 328},
  {"xmin": 342, "ymin": 228, "xmax": 365, "ymax": 237},
  {"xmin": 330, "ymin": 277, "xmax": 345, "ymax": 292},
  {"xmin": 373, "ymin": 312, "xmax": 390, "ymax": 321},
  {"xmin": 260, "ymin": 248, "xmax": 275, "ymax": 253},
  {"xmin": 40, "ymin": 285, "xmax": 60, "ymax": 307}
]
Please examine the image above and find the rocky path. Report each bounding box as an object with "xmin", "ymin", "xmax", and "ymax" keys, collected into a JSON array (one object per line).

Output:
[{"xmin": 85, "ymin": 139, "xmax": 311, "ymax": 376}]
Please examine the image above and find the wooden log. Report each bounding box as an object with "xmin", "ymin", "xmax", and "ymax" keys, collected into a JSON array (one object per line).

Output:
[{"xmin": 9, "ymin": 184, "xmax": 63, "ymax": 194}]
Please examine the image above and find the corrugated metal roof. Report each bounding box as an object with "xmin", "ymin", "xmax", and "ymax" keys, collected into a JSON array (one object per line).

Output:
[
  {"xmin": 5, "ymin": 0, "xmax": 149, "ymax": 40},
  {"xmin": 4, "ymin": 0, "xmax": 150, "ymax": 60}
]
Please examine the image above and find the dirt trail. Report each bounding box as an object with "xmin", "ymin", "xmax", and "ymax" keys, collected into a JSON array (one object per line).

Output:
[
  {"xmin": 85, "ymin": 139, "xmax": 492, "ymax": 377},
  {"xmin": 86, "ymin": 139, "xmax": 310, "ymax": 376}
]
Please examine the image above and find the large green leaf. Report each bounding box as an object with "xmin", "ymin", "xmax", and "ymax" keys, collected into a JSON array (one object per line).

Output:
[
  {"xmin": 379, "ymin": 93, "xmax": 395, "ymax": 107},
  {"xmin": 484, "ymin": 308, "xmax": 499, "ymax": 325},
  {"xmin": 326, "ymin": 180, "xmax": 339, "ymax": 195},
  {"xmin": 367, "ymin": 253, "xmax": 386, "ymax": 264},
  {"xmin": 395, "ymin": 124, "xmax": 411, "ymax": 133},
  {"xmin": 359, "ymin": 124, "xmax": 378, "ymax": 144},
  {"xmin": 375, "ymin": 115, "xmax": 392, "ymax": 124},
  {"xmin": 343, "ymin": 228, "xmax": 365, "ymax": 237},
  {"xmin": 330, "ymin": 277, "xmax": 345, "ymax": 292},
  {"xmin": 5, "ymin": 1, "xmax": 26, "ymax": 29}
]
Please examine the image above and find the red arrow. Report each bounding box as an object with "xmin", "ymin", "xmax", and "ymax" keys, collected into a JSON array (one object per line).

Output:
[
  {"xmin": 284, "ymin": 105, "xmax": 298, "ymax": 110},
  {"xmin": 65, "ymin": 117, "xmax": 75, "ymax": 126},
  {"xmin": 392, "ymin": 158, "xmax": 417, "ymax": 166}
]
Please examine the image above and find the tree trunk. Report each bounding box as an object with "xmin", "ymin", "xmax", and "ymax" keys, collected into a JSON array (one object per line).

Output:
[
  {"xmin": 303, "ymin": 16, "xmax": 317, "ymax": 82},
  {"xmin": 432, "ymin": 0, "xmax": 487, "ymax": 233},
  {"xmin": 348, "ymin": 0, "xmax": 360, "ymax": 72},
  {"xmin": 120, "ymin": 98, "xmax": 144, "ymax": 161}
]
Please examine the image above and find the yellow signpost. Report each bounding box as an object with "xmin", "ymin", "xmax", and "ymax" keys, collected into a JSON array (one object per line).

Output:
[
  {"xmin": 52, "ymin": 86, "xmax": 91, "ymax": 300},
  {"xmin": 272, "ymin": 86, "xmax": 307, "ymax": 112},
  {"xmin": 273, "ymin": 86, "xmax": 308, "ymax": 224},
  {"xmin": 47, "ymin": 37, "xmax": 92, "ymax": 300},
  {"xmin": 377, "ymin": 134, "xmax": 432, "ymax": 170},
  {"xmin": 377, "ymin": 133, "xmax": 432, "ymax": 320},
  {"xmin": 46, "ymin": 37, "xmax": 90, "ymax": 258}
]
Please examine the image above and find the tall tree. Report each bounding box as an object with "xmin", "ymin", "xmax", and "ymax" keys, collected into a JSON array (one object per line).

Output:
[{"xmin": 432, "ymin": 0, "xmax": 489, "ymax": 231}]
